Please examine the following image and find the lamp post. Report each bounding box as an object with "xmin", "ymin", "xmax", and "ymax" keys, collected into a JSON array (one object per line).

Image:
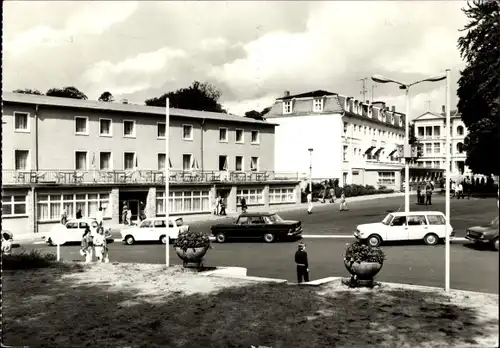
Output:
[
  {"xmin": 444, "ymin": 69, "xmax": 451, "ymax": 291},
  {"xmin": 371, "ymin": 73, "xmax": 446, "ymax": 215},
  {"xmin": 165, "ymin": 98, "xmax": 170, "ymax": 267},
  {"xmin": 308, "ymin": 148, "xmax": 313, "ymax": 193}
]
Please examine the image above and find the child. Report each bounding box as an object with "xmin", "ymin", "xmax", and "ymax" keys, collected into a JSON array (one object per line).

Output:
[
  {"xmin": 93, "ymin": 227, "xmax": 107, "ymax": 263},
  {"xmin": 340, "ymin": 191, "xmax": 348, "ymax": 211},
  {"xmin": 80, "ymin": 227, "xmax": 93, "ymax": 263},
  {"xmin": 2, "ymin": 232, "xmax": 13, "ymax": 255}
]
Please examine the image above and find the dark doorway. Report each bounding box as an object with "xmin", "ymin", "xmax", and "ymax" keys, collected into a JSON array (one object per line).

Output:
[{"xmin": 119, "ymin": 191, "xmax": 148, "ymax": 223}]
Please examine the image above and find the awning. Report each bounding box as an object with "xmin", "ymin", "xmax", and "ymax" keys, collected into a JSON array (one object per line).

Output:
[
  {"xmin": 191, "ymin": 158, "xmax": 200, "ymax": 170},
  {"xmin": 374, "ymin": 147, "xmax": 385, "ymax": 156},
  {"xmin": 388, "ymin": 148, "xmax": 398, "ymax": 156},
  {"xmin": 364, "ymin": 146, "xmax": 375, "ymax": 154}
]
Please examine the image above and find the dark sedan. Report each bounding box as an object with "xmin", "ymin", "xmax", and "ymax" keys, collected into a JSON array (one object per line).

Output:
[
  {"xmin": 465, "ymin": 216, "xmax": 499, "ymax": 251},
  {"xmin": 210, "ymin": 212, "xmax": 303, "ymax": 243}
]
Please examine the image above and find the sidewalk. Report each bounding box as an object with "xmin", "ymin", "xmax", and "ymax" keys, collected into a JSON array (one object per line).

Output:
[{"xmin": 15, "ymin": 191, "xmax": 410, "ymax": 243}]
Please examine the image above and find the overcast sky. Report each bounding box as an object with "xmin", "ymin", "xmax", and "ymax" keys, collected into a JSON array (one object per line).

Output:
[{"xmin": 3, "ymin": 1, "xmax": 468, "ymax": 118}]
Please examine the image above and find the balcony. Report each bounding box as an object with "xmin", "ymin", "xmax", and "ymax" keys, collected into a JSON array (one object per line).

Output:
[{"xmin": 2, "ymin": 169, "xmax": 306, "ymax": 186}]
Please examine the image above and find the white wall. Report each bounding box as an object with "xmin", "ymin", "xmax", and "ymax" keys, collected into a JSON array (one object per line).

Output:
[{"xmin": 273, "ymin": 114, "xmax": 343, "ymax": 180}]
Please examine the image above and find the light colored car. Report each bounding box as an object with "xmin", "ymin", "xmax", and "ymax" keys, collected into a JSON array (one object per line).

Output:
[
  {"xmin": 44, "ymin": 218, "xmax": 112, "ymax": 246},
  {"xmin": 120, "ymin": 217, "xmax": 189, "ymax": 245},
  {"xmin": 354, "ymin": 211, "xmax": 454, "ymax": 247}
]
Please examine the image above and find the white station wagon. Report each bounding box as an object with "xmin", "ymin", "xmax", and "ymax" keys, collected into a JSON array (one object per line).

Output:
[
  {"xmin": 354, "ymin": 211, "xmax": 454, "ymax": 247},
  {"xmin": 44, "ymin": 218, "xmax": 112, "ymax": 246},
  {"xmin": 120, "ymin": 217, "xmax": 189, "ymax": 245}
]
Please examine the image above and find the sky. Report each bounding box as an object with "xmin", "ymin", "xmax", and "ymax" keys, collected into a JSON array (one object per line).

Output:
[{"xmin": 3, "ymin": 1, "xmax": 469, "ymax": 118}]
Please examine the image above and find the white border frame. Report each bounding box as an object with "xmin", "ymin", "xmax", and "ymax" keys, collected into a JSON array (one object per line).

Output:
[
  {"xmin": 13, "ymin": 149, "xmax": 31, "ymax": 171},
  {"xmin": 218, "ymin": 127, "xmax": 228, "ymax": 143},
  {"xmin": 74, "ymin": 150, "xmax": 88, "ymax": 170},
  {"xmin": 157, "ymin": 121, "xmax": 166, "ymax": 139},
  {"xmin": 123, "ymin": 151, "xmax": 136, "ymax": 170},
  {"xmin": 99, "ymin": 151, "xmax": 113, "ymax": 170},
  {"xmin": 250, "ymin": 156, "xmax": 259, "ymax": 171},
  {"xmin": 99, "ymin": 118, "xmax": 113, "ymax": 137},
  {"xmin": 235, "ymin": 128, "xmax": 244, "ymax": 144},
  {"xmin": 283, "ymin": 100, "xmax": 292, "ymax": 114},
  {"xmin": 123, "ymin": 119, "xmax": 136, "ymax": 138},
  {"xmin": 13, "ymin": 111, "xmax": 30, "ymax": 133},
  {"xmin": 182, "ymin": 153, "xmax": 193, "ymax": 171},
  {"xmin": 250, "ymin": 130, "xmax": 260, "ymax": 144},
  {"xmin": 157, "ymin": 152, "xmax": 172, "ymax": 170},
  {"xmin": 74, "ymin": 116, "xmax": 89, "ymax": 136},
  {"xmin": 313, "ymin": 98, "xmax": 323, "ymax": 112},
  {"xmin": 182, "ymin": 124, "xmax": 194, "ymax": 141},
  {"xmin": 235, "ymin": 155, "xmax": 244, "ymax": 172},
  {"xmin": 218, "ymin": 154, "xmax": 228, "ymax": 171}
]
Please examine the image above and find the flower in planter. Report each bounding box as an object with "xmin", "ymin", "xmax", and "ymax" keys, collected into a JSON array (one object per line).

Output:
[
  {"xmin": 343, "ymin": 241, "xmax": 385, "ymax": 265},
  {"xmin": 173, "ymin": 231, "xmax": 212, "ymax": 252}
]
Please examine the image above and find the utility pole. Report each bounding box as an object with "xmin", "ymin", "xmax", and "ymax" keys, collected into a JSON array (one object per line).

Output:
[
  {"xmin": 358, "ymin": 78, "xmax": 368, "ymax": 101},
  {"xmin": 371, "ymin": 84, "xmax": 378, "ymax": 102}
]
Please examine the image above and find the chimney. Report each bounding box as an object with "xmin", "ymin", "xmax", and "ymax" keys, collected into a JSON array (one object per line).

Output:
[
  {"xmin": 121, "ymin": 99, "xmax": 129, "ymax": 104},
  {"xmin": 284, "ymin": 91, "xmax": 290, "ymax": 97},
  {"xmin": 391, "ymin": 105, "xmax": 396, "ymax": 112},
  {"xmin": 442, "ymin": 105, "xmax": 445, "ymax": 113}
]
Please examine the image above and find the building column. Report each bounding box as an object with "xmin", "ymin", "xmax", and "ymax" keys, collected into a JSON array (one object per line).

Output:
[
  {"xmin": 228, "ymin": 185, "xmax": 237, "ymax": 213},
  {"xmin": 210, "ymin": 185, "xmax": 217, "ymax": 214},
  {"xmin": 295, "ymin": 183, "xmax": 302, "ymax": 203},
  {"xmin": 27, "ymin": 187, "xmax": 36, "ymax": 233},
  {"xmin": 146, "ymin": 187, "xmax": 157, "ymax": 219},
  {"xmin": 263, "ymin": 185, "xmax": 270, "ymax": 208},
  {"xmin": 110, "ymin": 187, "xmax": 120, "ymax": 224}
]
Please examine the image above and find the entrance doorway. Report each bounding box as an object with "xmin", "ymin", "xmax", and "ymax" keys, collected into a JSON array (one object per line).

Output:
[
  {"xmin": 216, "ymin": 188, "xmax": 231, "ymax": 212},
  {"xmin": 119, "ymin": 191, "xmax": 148, "ymax": 223}
]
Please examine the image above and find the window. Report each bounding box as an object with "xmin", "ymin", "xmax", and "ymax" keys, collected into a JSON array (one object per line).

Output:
[
  {"xmin": 425, "ymin": 126, "xmax": 432, "ymax": 137},
  {"xmin": 433, "ymin": 161, "xmax": 440, "ymax": 168},
  {"xmin": 158, "ymin": 153, "xmax": 166, "ymax": 170},
  {"xmin": 407, "ymin": 215, "xmax": 427, "ymax": 226},
  {"xmin": 99, "ymin": 119, "xmax": 112, "ymax": 136},
  {"xmin": 378, "ymin": 171, "xmax": 395, "ymax": 185},
  {"xmin": 124, "ymin": 152, "xmax": 135, "ymax": 170},
  {"xmin": 313, "ymin": 98, "xmax": 323, "ymax": 112},
  {"xmin": 427, "ymin": 214, "xmax": 446, "ymax": 225},
  {"xmin": 425, "ymin": 161, "xmax": 432, "ymax": 168},
  {"xmin": 123, "ymin": 120, "xmax": 135, "ymax": 137},
  {"xmin": 75, "ymin": 151, "xmax": 87, "ymax": 170},
  {"xmin": 457, "ymin": 125, "xmax": 464, "ymax": 136},
  {"xmin": 269, "ymin": 187, "xmax": 295, "ymax": 203},
  {"xmin": 75, "ymin": 117, "xmax": 88, "ymax": 135},
  {"xmin": 14, "ymin": 112, "xmax": 29, "ymax": 132},
  {"xmin": 364, "ymin": 126, "xmax": 367, "ymax": 135},
  {"xmin": 457, "ymin": 142, "xmax": 465, "ymax": 154},
  {"xmin": 182, "ymin": 154, "xmax": 192, "ymax": 171},
  {"xmin": 237, "ymin": 189, "xmax": 264, "ymax": 205},
  {"xmin": 219, "ymin": 128, "xmax": 228, "ymax": 142},
  {"xmin": 433, "ymin": 126, "xmax": 440, "ymax": 137},
  {"xmin": 433, "ymin": 143, "xmax": 440, "ymax": 154},
  {"xmin": 157, "ymin": 122, "xmax": 166, "ymax": 138},
  {"xmin": 391, "ymin": 216, "xmax": 406, "ymax": 226},
  {"xmin": 14, "ymin": 150, "xmax": 29, "ymax": 170},
  {"xmin": 235, "ymin": 129, "xmax": 244, "ymax": 143},
  {"xmin": 343, "ymin": 145, "xmax": 348, "ymax": 161},
  {"xmin": 141, "ymin": 220, "xmax": 153, "ymax": 228},
  {"xmin": 182, "ymin": 125, "xmax": 193, "ymax": 140},
  {"xmin": 218, "ymin": 155, "xmax": 228, "ymax": 171},
  {"xmin": 37, "ymin": 193, "xmax": 110, "ymax": 221},
  {"xmin": 283, "ymin": 101, "xmax": 292, "ymax": 114},
  {"xmin": 343, "ymin": 122, "xmax": 348, "ymax": 134},
  {"xmin": 156, "ymin": 190, "xmax": 210, "ymax": 214},
  {"xmin": 250, "ymin": 157, "xmax": 259, "ymax": 171},
  {"xmin": 235, "ymin": 156, "xmax": 243, "ymax": 171},
  {"xmin": 251, "ymin": 130, "xmax": 259, "ymax": 144},
  {"xmin": 425, "ymin": 143, "xmax": 432, "ymax": 154},
  {"xmin": 417, "ymin": 127, "xmax": 424, "ymax": 137},
  {"xmin": 99, "ymin": 152, "xmax": 111, "ymax": 170},
  {"xmin": 2, "ymin": 195, "xmax": 27, "ymax": 216}
]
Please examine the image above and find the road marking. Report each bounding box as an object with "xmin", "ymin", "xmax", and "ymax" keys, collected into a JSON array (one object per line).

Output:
[{"xmin": 303, "ymin": 235, "xmax": 353, "ymax": 238}]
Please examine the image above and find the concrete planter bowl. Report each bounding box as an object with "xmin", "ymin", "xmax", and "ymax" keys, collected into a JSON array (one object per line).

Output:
[
  {"xmin": 175, "ymin": 247, "xmax": 209, "ymax": 268},
  {"xmin": 344, "ymin": 260, "xmax": 383, "ymax": 280}
]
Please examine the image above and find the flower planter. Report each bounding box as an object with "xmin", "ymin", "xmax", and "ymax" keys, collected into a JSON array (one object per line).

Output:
[
  {"xmin": 344, "ymin": 260, "xmax": 383, "ymax": 280},
  {"xmin": 175, "ymin": 247, "xmax": 209, "ymax": 268}
]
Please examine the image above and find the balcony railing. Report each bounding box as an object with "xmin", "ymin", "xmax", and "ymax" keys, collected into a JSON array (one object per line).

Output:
[{"xmin": 2, "ymin": 169, "xmax": 307, "ymax": 185}]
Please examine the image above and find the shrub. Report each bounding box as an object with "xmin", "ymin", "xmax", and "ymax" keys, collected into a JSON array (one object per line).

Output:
[
  {"xmin": 377, "ymin": 185, "xmax": 387, "ymax": 190},
  {"xmin": 174, "ymin": 231, "xmax": 211, "ymax": 252},
  {"xmin": 3, "ymin": 249, "xmax": 57, "ymax": 270},
  {"xmin": 344, "ymin": 241, "xmax": 385, "ymax": 264}
]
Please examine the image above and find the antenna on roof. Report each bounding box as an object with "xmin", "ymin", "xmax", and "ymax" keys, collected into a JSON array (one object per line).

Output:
[
  {"xmin": 426, "ymin": 100, "xmax": 431, "ymax": 111},
  {"xmin": 358, "ymin": 78, "xmax": 368, "ymax": 101}
]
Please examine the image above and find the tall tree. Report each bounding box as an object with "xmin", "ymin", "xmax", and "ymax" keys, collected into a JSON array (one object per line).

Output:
[
  {"xmin": 457, "ymin": 0, "xmax": 500, "ymax": 175},
  {"xmin": 145, "ymin": 81, "xmax": 227, "ymax": 113},
  {"xmin": 46, "ymin": 86, "xmax": 88, "ymax": 100},
  {"xmin": 244, "ymin": 106, "xmax": 272, "ymax": 120},
  {"xmin": 12, "ymin": 88, "xmax": 43, "ymax": 95},
  {"xmin": 98, "ymin": 91, "xmax": 114, "ymax": 102}
]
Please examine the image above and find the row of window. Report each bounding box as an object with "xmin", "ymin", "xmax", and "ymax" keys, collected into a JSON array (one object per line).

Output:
[
  {"xmin": 343, "ymin": 122, "xmax": 404, "ymax": 142},
  {"xmin": 417, "ymin": 125, "xmax": 465, "ymax": 138},
  {"xmin": 156, "ymin": 191, "xmax": 211, "ymax": 214},
  {"xmin": 12, "ymin": 112, "xmax": 262, "ymax": 144},
  {"xmin": 2, "ymin": 195, "xmax": 27, "ymax": 216},
  {"xmin": 36, "ymin": 193, "xmax": 110, "ymax": 221},
  {"xmin": 342, "ymin": 146, "xmax": 399, "ymax": 162},
  {"xmin": 283, "ymin": 99, "xmax": 324, "ymax": 114},
  {"xmin": 378, "ymin": 171, "xmax": 396, "ymax": 185},
  {"xmin": 420, "ymin": 142, "xmax": 465, "ymax": 155}
]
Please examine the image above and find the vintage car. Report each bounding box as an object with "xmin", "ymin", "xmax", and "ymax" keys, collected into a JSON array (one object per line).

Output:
[
  {"xmin": 120, "ymin": 217, "xmax": 189, "ymax": 245},
  {"xmin": 210, "ymin": 212, "xmax": 303, "ymax": 243},
  {"xmin": 44, "ymin": 218, "xmax": 112, "ymax": 246},
  {"xmin": 465, "ymin": 216, "xmax": 499, "ymax": 251}
]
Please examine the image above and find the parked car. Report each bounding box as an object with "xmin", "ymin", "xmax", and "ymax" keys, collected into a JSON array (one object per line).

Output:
[
  {"xmin": 210, "ymin": 212, "xmax": 303, "ymax": 243},
  {"xmin": 465, "ymin": 216, "xmax": 499, "ymax": 251},
  {"xmin": 354, "ymin": 211, "xmax": 454, "ymax": 247},
  {"xmin": 44, "ymin": 218, "xmax": 112, "ymax": 246},
  {"xmin": 120, "ymin": 217, "xmax": 189, "ymax": 245}
]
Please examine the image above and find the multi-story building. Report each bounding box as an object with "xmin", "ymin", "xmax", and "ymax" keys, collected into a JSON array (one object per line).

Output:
[
  {"xmin": 2, "ymin": 92, "xmax": 302, "ymax": 233},
  {"xmin": 412, "ymin": 105, "xmax": 471, "ymax": 179},
  {"xmin": 265, "ymin": 90, "xmax": 408, "ymax": 191}
]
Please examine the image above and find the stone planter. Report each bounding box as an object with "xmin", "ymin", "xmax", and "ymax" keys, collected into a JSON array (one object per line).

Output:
[
  {"xmin": 344, "ymin": 259, "xmax": 383, "ymax": 284},
  {"xmin": 175, "ymin": 247, "xmax": 209, "ymax": 268}
]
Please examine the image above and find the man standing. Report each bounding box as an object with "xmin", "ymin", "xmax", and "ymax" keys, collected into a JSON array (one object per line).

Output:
[
  {"xmin": 240, "ymin": 196, "xmax": 247, "ymax": 213},
  {"xmin": 307, "ymin": 191, "xmax": 313, "ymax": 214},
  {"xmin": 425, "ymin": 185, "xmax": 433, "ymax": 206},
  {"xmin": 329, "ymin": 187, "xmax": 335, "ymax": 203},
  {"xmin": 295, "ymin": 243, "xmax": 309, "ymax": 284},
  {"xmin": 456, "ymin": 182, "xmax": 464, "ymax": 199},
  {"xmin": 96, "ymin": 206, "xmax": 104, "ymax": 227}
]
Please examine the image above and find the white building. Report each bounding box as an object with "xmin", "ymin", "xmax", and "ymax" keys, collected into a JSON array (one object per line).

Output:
[
  {"xmin": 264, "ymin": 90, "xmax": 407, "ymax": 191},
  {"xmin": 413, "ymin": 106, "xmax": 472, "ymax": 179}
]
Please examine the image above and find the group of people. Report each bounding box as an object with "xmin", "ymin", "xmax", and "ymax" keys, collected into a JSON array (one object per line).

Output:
[
  {"xmin": 416, "ymin": 183, "xmax": 434, "ymax": 205},
  {"xmin": 213, "ymin": 196, "xmax": 227, "ymax": 216},
  {"xmin": 307, "ymin": 189, "xmax": 348, "ymax": 214},
  {"xmin": 80, "ymin": 220, "xmax": 109, "ymax": 263},
  {"xmin": 451, "ymin": 180, "xmax": 471, "ymax": 199}
]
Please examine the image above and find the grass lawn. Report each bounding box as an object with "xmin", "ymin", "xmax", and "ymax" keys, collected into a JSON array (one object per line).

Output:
[{"xmin": 3, "ymin": 262, "xmax": 498, "ymax": 348}]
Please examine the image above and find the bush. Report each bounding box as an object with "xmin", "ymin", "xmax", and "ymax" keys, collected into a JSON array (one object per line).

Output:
[
  {"xmin": 344, "ymin": 241, "xmax": 385, "ymax": 264},
  {"xmin": 3, "ymin": 249, "xmax": 57, "ymax": 270},
  {"xmin": 173, "ymin": 231, "xmax": 211, "ymax": 252}
]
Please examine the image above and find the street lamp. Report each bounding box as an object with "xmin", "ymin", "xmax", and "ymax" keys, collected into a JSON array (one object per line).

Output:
[
  {"xmin": 308, "ymin": 148, "xmax": 313, "ymax": 193},
  {"xmin": 444, "ymin": 69, "xmax": 451, "ymax": 291},
  {"xmin": 165, "ymin": 98, "xmax": 170, "ymax": 267},
  {"xmin": 371, "ymin": 73, "xmax": 446, "ymax": 215}
]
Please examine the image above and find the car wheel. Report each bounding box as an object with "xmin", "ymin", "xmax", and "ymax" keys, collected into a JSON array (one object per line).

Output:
[
  {"xmin": 124, "ymin": 235, "xmax": 135, "ymax": 245},
  {"xmin": 367, "ymin": 234, "xmax": 382, "ymax": 247},
  {"xmin": 160, "ymin": 235, "xmax": 167, "ymax": 244},
  {"xmin": 263, "ymin": 233, "xmax": 275, "ymax": 243},
  {"xmin": 492, "ymin": 237, "xmax": 499, "ymax": 251},
  {"xmin": 47, "ymin": 238, "xmax": 55, "ymax": 246},
  {"xmin": 424, "ymin": 233, "xmax": 439, "ymax": 246},
  {"xmin": 215, "ymin": 233, "xmax": 226, "ymax": 243}
]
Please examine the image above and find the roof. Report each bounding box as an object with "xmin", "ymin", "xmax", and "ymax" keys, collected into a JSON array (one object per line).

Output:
[
  {"xmin": 440, "ymin": 109, "xmax": 461, "ymax": 117},
  {"xmin": 277, "ymin": 90, "xmax": 336, "ymax": 101},
  {"xmin": 238, "ymin": 212, "xmax": 275, "ymax": 217},
  {"xmin": 413, "ymin": 111, "xmax": 444, "ymax": 121},
  {"xmin": 389, "ymin": 211, "xmax": 444, "ymax": 216},
  {"xmin": 2, "ymin": 92, "xmax": 277, "ymax": 126}
]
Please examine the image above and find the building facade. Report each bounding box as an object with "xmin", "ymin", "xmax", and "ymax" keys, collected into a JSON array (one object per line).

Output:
[
  {"xmin": 2, "ymin": 92, "xmax": 301, "ymax": 233},
  {"xmin": 265, "ymin": 90, "xmax": 407, "ymax": 191}
]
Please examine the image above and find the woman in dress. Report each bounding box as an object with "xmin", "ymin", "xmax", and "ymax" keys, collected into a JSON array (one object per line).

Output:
[
  {"xmin": 93, "ymin": 227, "xmax": 108, "ymax": 263},
  {"xmin": 80, "ymin": 227, "xmax": 93, "ymax": 263}
]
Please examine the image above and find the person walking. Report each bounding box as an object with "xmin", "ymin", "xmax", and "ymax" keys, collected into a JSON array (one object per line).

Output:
[
  {"xmin": 240, "ymin": 196, "xmax": 247, "ymax": 213},
  {"xmin": 340, "ymin": 191, "xmax": 348, "ymax": 211},
  {"xmin": 60, "ymin": 207, "xmax": 68, "ymax": 225},
  {"xmin": 96, "ymin": 206, "xmax": 104, "ymax": 226},
  {"xmin": 76, "ymin": 208, "xmax": 83, "ymax": 219},
  {"xmin": 425, "ymin": 185, "xmax": 433, "ymax": 206},
  {"xmin": 93, "ymin": 227, "xmax": 107, "ymax": 263},
  {"xmin": 219, "ymin": 198, "xmax": 227, "ymax": 216},
  {"xmin": 126, "ymin": 208, "xmax": 132, "ymax": 226},
  {"xmin": 80, "ymin": 226, "xmax": 93, "ymax": 263},
  {"xmin": 295, "ymin": 243, "xmax": 309, "ymax": 284},
  {"xmin": 329, "ymin": 187, "xmax": 335, "ymax": 203},
  {"xmin": 122, "ymin": 203, "xmax": 128, "ymax": 224},
  {"xmin": 451, "ymin": 181, "xmax": 456, "ymax": 198},
  {"xmin": 456, "ymin": 183, "xmax": 464, "ymax": 199},
  {"xmin": 307, "ymin": 191, "xmax": 313, "ymax": 214},
  {"xmin": 416, "ymin": 185, "xmax": 422, "ymax": 205}
]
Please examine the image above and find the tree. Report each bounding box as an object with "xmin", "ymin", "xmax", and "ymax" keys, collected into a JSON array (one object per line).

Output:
[
  {"xmin": 145, "ymin": 81, "xmax": 227, "ymax": 113},
  {"xmin": 457, "ymin": 0, "xmax": 500, "ymax": 175},
  {"xmin": 244, "ymin": 106, "xmax": 272, "ymax": 120},
  {"xmin": 98, "ymin": 91, "xmax": 114, "ymax": 102},
  {"xmin": 12, "ymin": 88, "xmax": 43, "ymax": 95},
  {"xmin": 46, "ymin": 86, "xmax": 88, "ymax": 100}
]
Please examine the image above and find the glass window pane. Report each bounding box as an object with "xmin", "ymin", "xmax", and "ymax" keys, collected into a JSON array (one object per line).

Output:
[
  {"xmin": 88, "ymin": 200, "xmax": 99, "ymax": 217},
  {"xmin": 2, "ymin": 196, "xmax": 12, "ymax": 203},
  {"xmin": 76, "ymin": 202, "xmax": 86, "ymax": 216},
  {"xmin": 3, "ymin": 204, "xmax": 12, "ymax": 215},
  {"xmin": 193, "ymin": 197, "xmax": 201, "ymax": 211},
  {"xmin": 50, "ymin": 195, "xmax": 61, "ymax": 202},
  {"xmin": 156, "ymin": 198, "xmax": 164, "ymax": 214},
  {"xmin": 76, "ymin": 194, "xmax": 86, "ymax": 200},
  {"xmin": 63, "ymin": 194, "xmax": 74, "ymax": 201},
  {"xmin": 202, "ymin": 197, "xmax": 209, "ymax": 211},
  {"xmin": 174, "ymin": 198, "xmax": 182, "ymax": 213},
  {"xmin": 37, "ymin": 203, "xmax": 48, "ymax": 220},
  {"xmin": 50, "ymin": 203, "xmax": 61, "ymax": 219},
  {"xmin": 14, "ymin": 196, "xmax": 25, "ymax": 202},
  {"xmin": 183, "ymin": 198, "xmax": 192, "ymax": 211},
  {"xmin": 88, "ymin": 194, "xmax": 98, "ymax": 200},
  {"xmin": 63, "ymin": 202, "xmax": 74, "ymax": 218},
  {"xmin": 100, "ymin": 193, "xmax": 109, "ymax": 200},
  {"xmin": 14, "ymin": 204, "xmax": 26, "ymax": 214}
]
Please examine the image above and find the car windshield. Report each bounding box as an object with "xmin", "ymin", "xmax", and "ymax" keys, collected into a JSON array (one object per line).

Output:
[
  {"xmin": 382, "ymin": 214, "xmax": 394, "ymax": 225},
  {"xmin": 264, "ymin": 214, "xmax": 284, "ymax": 224}
]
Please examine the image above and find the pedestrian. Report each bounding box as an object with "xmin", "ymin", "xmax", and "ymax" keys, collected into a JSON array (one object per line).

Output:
[
  {"xmin": 329, "ymin": 187, "xmax": 335, "ymax": 203},
  {"xmin": 416, "ymin": 185, "xmax": 421, "ymax": 205},
  {"xmin": 465, "ymin": 179, "xmax": 471, "ymax": 199},
  {"xmin": 60, "ymin": 207, "xmax": 68, "ymax": 225},
  {"xmin": 295, "ymin": 242, "xmax": 309, "ymax": 284},
  {"xmin": 93, "ymin": 227, "xmax": 108, "ymax": 263},
  {"xmin": 425, "ymin": 185, "xmax": 432, "ymax": 205},
  {"xmin": 240, "ymin": 196, "xmax": 247, "ymax": 213},
  {"xmin": 219, "ymin": 199, "xmax": 227, "ymax": 216},
  {"xmin": 457, "ymin": 183, "xmax": 464, "ymax": 199},
  {"xmin": 451, "ymin": 181, "xmax": 456, "ymax": 198},
  {"xmin": 80, "ymin": 226, "xmax": 93, "ymax": 263},
  {"xmin": 76, "ymin": 208, "xmax": 82, "ymax": 219},
  {"xmin": 2, "ymin": 232, "xmax": 13, "ymax": 256},
  {"xmin": 340, "ymin": 191, "xmax": 349, "ymax": 211},
  {"xmin": 122, "ymin": 203, "xmax": 128, "ymax": 224},
  {"xmin": 96, "ymin": 206, "xmax": 104, "ymax": 226},
  {"xmin": 126, "ymin": 208, "xmax": 132, "ymax": 226},
  {"xmin": 307, "ymin": 191, "xmax": 313, "ymax": 214}
]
